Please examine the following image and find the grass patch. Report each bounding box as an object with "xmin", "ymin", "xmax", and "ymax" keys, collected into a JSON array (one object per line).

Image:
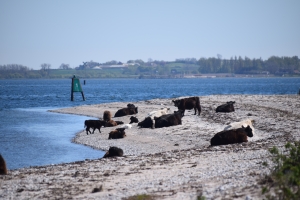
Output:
[{"xmin": 122, "ymin": 194, "xmax": 156, "ymax": 200}]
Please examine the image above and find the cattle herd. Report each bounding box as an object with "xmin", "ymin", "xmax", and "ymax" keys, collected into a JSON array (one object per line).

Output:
[
  {"xmin": 0, "ymin": 96, "xmax": 255, "ymax": 174},
  {"xmin": 82, "ymin": 96, "xmax": 255, "ymax": 159}
]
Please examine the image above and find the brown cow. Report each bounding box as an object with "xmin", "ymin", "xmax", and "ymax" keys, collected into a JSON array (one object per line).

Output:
[
  {"xmin": 108, "ymin": 128, "xmax": 126, "ymax": 139},
  {"xmin": 103, "ymin": 146, "xmax": 124, "ymax": 158},
  {"xmin": 114, "ymin": 104, "xmax": 138, "ymax": 117},
  {"xmin": 210, "ymin": 125, "xmax": 253, "ymax": 146},
  {"xmin": 103, "ymin": 110, "xmax": 112, "ymax": 121},
  {"xmin": 172, "ymin": 96, "xmax": 201, "ymax": 116},
  {"xmin": 105, "ymin": 120, "xmax": 124, "ymax": 127}
]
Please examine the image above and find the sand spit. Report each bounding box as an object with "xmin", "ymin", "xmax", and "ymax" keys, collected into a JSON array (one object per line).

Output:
[{"xmin": 1, "ymin": 95, "xmax": 299, "ymax": 200}]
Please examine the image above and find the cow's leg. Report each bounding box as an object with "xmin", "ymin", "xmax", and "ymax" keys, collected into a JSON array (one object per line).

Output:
[
  {"xmin": 86, "ymin": 127, "xmax": 90, "ymax": 135},
  {"xmin": 194, "ymin": 108, "xmax": 197, "ymax": 115},
  {"xmin": 92, "ymin": 127, "xmax": 96, "ymax": 134}
]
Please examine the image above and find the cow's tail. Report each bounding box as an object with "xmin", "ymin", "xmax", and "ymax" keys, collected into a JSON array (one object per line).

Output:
[{"xmin": 84, "ymin": 120, "xmax": 87, "ymax": 128}]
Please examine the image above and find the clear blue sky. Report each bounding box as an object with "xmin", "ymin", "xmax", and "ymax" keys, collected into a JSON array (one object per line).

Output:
[{"xmin": 1, "ymin": 0, "xmax": 299, "ymax": 69}]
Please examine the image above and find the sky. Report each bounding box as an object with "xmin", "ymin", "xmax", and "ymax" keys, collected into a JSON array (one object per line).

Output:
[{"xmin": 0, "ymin": 0, "xmax": 299, "ymax": 70}]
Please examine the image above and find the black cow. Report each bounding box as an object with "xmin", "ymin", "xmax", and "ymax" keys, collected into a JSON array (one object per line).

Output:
[
  {"xmin": 172, "ymin": 96, "xmax": 201, "ymax": 116},
  {"xmin": 108, "ymin": 128, "xmax": 126, "ymax": 139},
  {"xmin": 210, "ymin": 125, "xmax": 253, "ymax": 146},
  {"xmin": 138, "ymin": 117, "xmax": 154, "ymax": 128},
  {"xmin": 0, "ymin": 154, "xmax": 7, "ymax": 175},
  {"xmin": 84, "ymin": 120, "xmax": 106, "ymax": 135},
  {"xmin": 216, "ymin": 101, "xmax": 235, "ymax": 113},
  {"xmin": 103, "ymin": 146, "xmax": 124, "ymax": 158},
  {"xmin": 129, "ymin": 116, "xmax": 139, "ymax": 124},
  {"xmin": 114, "ymin": 104, "xmax": 138, "ymax": 117},
  {"xmin": 154, "ymin": 110, "xmax": 184, "ymax": 128}
]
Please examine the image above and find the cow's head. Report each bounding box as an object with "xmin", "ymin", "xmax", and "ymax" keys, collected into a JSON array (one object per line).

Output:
[
  {"xmin": 242, "ymin": 125, "xmax": 253, "ymax": 137},
  {"xmin": 172, "ymin": 99, "xmax": 181, "ymax": 107}
]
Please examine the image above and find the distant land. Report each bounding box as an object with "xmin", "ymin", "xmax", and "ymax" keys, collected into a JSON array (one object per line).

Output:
[{"xmin": 1, "ymin": 56, "xmax": 299, "ymax": 79}]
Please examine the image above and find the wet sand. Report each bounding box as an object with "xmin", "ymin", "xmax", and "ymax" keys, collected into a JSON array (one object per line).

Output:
[{"xmin": 1, "ymin": 95, "xmax": 299, "ymax": 199}]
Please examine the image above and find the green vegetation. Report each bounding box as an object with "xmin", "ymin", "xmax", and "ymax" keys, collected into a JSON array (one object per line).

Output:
[
  {"xmin": 122, "ymin": 194, "xmax": 156, "ymax": 200},
  {"xmin": 262, "ymin": 142, "xmax": 300, "ymax": 200},
  {"xmin": 0, "ymin": 56, "xmax": 299, "ymax": 79}
]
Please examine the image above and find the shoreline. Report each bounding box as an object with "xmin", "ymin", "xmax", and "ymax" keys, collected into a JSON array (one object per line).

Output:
[{"xmin": 1, "ymin": 95, "xmax": 299, "ymax": 199}]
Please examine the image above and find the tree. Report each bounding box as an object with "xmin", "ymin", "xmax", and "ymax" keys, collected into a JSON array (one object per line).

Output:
[
  {"xmin": 40, "ymin": 63, "xmax": 51, "ymax": 71},
  {"xmin": 59, "ymin": 63, "xmax": 71, "ymax": 70},
  {"xmin": 40, "ymin": 63, "xmax": 51, "ymax": 77}
]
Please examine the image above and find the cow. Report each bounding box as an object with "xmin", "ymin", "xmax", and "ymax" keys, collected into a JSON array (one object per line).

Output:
[
  {"xmin": 103, "ymin": 110, "xmax": 112, "ymax": 121},
  {"xmin": 0, "ymin": 154, "xmax": 7, "ymax": 175},
  {"xmin": 154, "ymin": 110, "xmax": 184, "ymax": 128},
  {"xmin": 138, "ymin": 117, "xmax": 154, "ymax": 128},
  {"xmin": 210, "ymin": 125, "xmax": 253, "ymax": 146},
  {"xmin": 129, "ymin": 116, "xmax": 139, "ymax": 124},
  {"xmin": 172, "ymin": 97, "xmax": 201, "ymax": 116},
  {"xmin": 108, "ymin": 128, "xmax": 126, "ymax": 139},
  {"xmin": 216, "ymin": 101, "xmax": 235, "ymax": 113},
  {"xmin": 114, "ymin": 104, "xmax": 138, "ymax": 117},
  {"xmin": 84, "ymin": 120, "xmax": 106, "ymax": 135},
  {"xmin": 121, "ymin": 124, "xmax": 132, "ymax": 129},
  {"xmin": 148, "ymin": 108, "xmax": 170, "ymax": 119},
  {"xmin": 104, "ymin": 119, "xmax": 124, "ymax": 127},
  {"xmin": 103, "ymin": 146, "xmax": 124, "ymax": 158},
  {"xmin": 224, "ymin": 119, "xmax": 255, "ymax": 135}
]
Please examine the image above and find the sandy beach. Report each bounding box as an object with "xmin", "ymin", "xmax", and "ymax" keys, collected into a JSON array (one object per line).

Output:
[{"xmin": 1, "ymin": 95, "xmax": 299, "ymax": 199}]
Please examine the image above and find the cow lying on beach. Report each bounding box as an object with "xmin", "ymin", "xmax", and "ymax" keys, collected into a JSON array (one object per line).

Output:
[
  {"xmin": 114, "ymin": 104, "xmax": 138, "ymax": 117},
  {"xmin": 148, "ymin": 108, "xmax": 170, "ymax": 119},
  {"xmin": 84, "ymin": 120, "xmax": 106, "ymax": 135},
  {"xmin": 210, "ymin": 125, "xmax": 253, "ymax": 146},
  {"xmin": 216, "ymin": 101, "xmax": 235, "ymax": 113},
  {"xmin": 138, "ymin": 117, "xmax": 154, "ymax": 128},
  {"xmin": 172, "ymin": 97, "xmax": 201, "ymax": 116},
  {"xmin": 129, "ymin": 116, "xmax": 139, "ymax": 124},
  {"xmin": 105, "ymin": 120, "xmax": 124, "ymax": 127},
  {"xmin": 108, "ymin": 128, "xmax": 126, "ymax": 139},
  {"xmin": 121, "ymin": 124, "xmax": 132, "ymax": 129},
  {"xmin": 103, "ymin": 146, "xmax": 124, "ymax": 158},
  {"xmin": 154, "ymin": 110, "xmax": 184, "ymax": 128},
  {"xmin": 0, "ymin": 154, "xmax": 7, "ymax": 175}
]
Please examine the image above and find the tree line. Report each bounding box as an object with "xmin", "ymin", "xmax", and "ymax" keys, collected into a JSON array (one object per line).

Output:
[
  {"xmin": 198, "ymin": 56, "xmax": 300, "ymax": 75},
  {"xmin": 0, "ymin": 55, "xmax": 299, "ymax": 79}
]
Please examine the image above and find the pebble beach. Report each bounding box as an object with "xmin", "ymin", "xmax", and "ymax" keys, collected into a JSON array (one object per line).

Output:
[{"xmin": 1, "ymin": 95, "xmax": 299, "ymax": 199}]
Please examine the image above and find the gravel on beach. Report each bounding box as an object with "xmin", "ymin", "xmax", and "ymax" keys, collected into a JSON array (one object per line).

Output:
[{"xmin": 1, "ymin": 95, "xmax": 299, "ymax": 200}]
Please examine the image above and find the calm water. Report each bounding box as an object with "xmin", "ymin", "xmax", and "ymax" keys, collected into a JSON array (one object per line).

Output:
[{"xmin": 0, "ymin": 78, "xmax": 299, "ymax": 169}]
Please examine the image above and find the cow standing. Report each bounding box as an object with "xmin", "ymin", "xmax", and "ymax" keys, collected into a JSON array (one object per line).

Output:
[
  {"xmin": 84, "ymin": 120, "xmax": 106, "ymax": 135},
  {"xmin": 172, "ymin": 96, "xmax": 201, "ymax": 116}
]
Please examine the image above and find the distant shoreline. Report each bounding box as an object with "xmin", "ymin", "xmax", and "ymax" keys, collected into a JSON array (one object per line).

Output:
[{"xmin": 1, "ymin": 75, "xmax": 300, "ymax": 80}]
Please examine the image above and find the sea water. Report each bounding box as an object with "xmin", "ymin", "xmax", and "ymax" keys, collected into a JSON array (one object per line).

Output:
[{"xmin": 0, "ymin": 78, "xmax": 299, "ymax": 169}]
